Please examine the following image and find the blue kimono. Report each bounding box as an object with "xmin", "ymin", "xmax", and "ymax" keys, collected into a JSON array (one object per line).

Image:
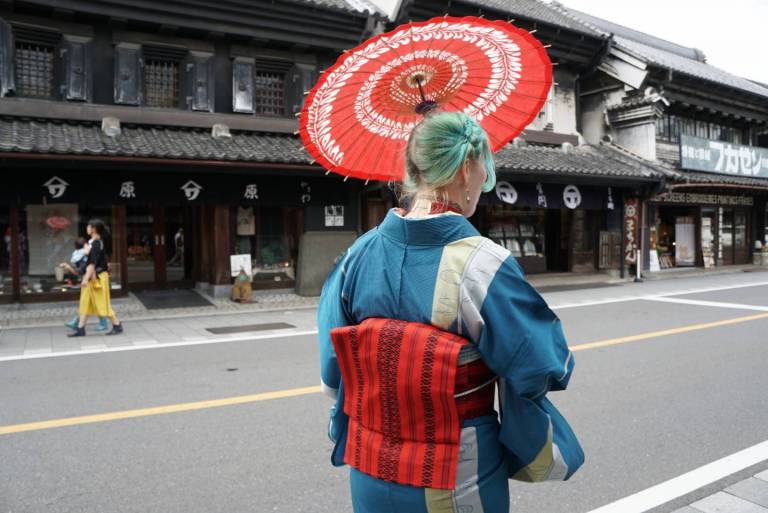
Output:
[{"xmin": 318, "ymin": 209, "xmax": 584, "ymax": 513}]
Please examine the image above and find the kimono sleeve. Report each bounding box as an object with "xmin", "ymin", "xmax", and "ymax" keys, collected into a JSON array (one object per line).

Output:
[
  {"xmin": 476, "ymin": 256, "xmax": 584, "ymax": 482},
  {"xmin": 318, "ymin": 249, "xmax": 354, "ymax": 399}
]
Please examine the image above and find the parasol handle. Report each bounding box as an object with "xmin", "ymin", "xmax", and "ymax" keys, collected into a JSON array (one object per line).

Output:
[
  {"xmin": 415, "ymin": 76, "xmax": 426, "ymax": 102},
  {"xmin": 414, "ymin": 76, "xmax": 438, "ymax": 115}
]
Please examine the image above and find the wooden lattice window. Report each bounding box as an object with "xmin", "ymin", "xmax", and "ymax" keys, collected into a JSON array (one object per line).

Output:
[
  {"xmin": 15, "ymin": 42, "xmax": 54, "ymax": 98},
  {"xmin": 254, "ymin": 70, "xmax": 285, "ymax": 116},
  {"xmin": 144, "ymin": 59, "xmax": 179, "ymax": 108}
]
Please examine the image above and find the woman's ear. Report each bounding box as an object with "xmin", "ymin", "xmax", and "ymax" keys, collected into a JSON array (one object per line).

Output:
[{"xmin": 461, "ymin": 160, "xmax": 471, "ymax": 184}]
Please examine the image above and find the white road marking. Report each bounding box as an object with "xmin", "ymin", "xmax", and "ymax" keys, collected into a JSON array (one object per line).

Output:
[
  {"xmin": 643, "ymin": 297, "xmax": 768, "ymax": 312},
  {"xmin": 550, "ymin": 280, "xmax": 768, "ymax": 310},
  {"xmin": 0, "ymin": 329, "xmax": 320, "ymax": 363},
  {"xmin": 585, "ymin": 439, "xmax": 768, "ymax": 513}
]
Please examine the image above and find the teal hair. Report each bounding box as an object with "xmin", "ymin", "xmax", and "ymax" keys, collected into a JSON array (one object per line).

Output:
[{"xmin": 404, "ymin": 111, "xmax": 496, "ymax": 194}]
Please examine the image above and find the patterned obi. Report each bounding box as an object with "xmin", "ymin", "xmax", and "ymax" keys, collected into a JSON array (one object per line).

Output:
[{"xmin": 331, "ymin": 318, "xmax": 496, "ymax": 490}]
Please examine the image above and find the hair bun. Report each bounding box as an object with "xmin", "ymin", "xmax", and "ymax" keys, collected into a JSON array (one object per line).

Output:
[{"xmin": 462, "ymin": 122, "xmax": 474, "ymax": 140}]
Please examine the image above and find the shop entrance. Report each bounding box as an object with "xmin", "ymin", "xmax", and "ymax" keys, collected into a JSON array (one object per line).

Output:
[
  {"xmin": 721, "ymin": 207, "xmax": 750, "ymax": 265},
  {"xmin": 655, "ymin": 205, "xmax": 700, "ymax": 268},
  {"xmin": 125, "ymin": 205, "xmax": 194, "ymax": 289}
]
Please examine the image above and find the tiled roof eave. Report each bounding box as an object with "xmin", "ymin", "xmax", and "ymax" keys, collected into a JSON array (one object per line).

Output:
[{"xmin": 0, "ymin": 117, "xmax": 315, "ymax": 166}]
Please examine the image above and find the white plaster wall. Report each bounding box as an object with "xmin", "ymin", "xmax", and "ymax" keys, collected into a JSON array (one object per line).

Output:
[
  {"xmin": 612, "ymin": 123, "xmax": 657, "ymax": 160},
  {"xmin": 527, "ymin": 68, "xmax": 577, "ymax": 134},
  {"xmin": 580, "ymin": 88, "xmax": 625, "ymax": 144}
]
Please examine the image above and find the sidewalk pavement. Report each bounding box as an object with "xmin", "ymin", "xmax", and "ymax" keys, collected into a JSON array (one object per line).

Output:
[
  {"xmin": 0, "ymin": 289, "xmax": 318, "ymax": 330},
  {"xmin": 673, "ymin": 469, "xmax": 768, "ymax": 513},
  {"xmin": 0, "ymin": 307, "xmax": 320, "ymax": 359},
  {"xmin": 1, "ymin": 264, "xmax": 764, "ymax": 332}
]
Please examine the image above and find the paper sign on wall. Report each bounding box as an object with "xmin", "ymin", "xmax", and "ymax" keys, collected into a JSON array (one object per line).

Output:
[{"xmin": 230, "ymin": 254, "xmax": 252, "ymax": 277}]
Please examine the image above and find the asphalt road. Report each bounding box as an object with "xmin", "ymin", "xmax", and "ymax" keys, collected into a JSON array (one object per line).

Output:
[{"xmin": 2, "ymin": 272, "xmax": 768, "ymax": 513}]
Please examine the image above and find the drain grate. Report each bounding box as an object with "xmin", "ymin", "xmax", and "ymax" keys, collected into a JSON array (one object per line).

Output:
[{"xmin": 206, "ymin": 322, "xmax": 295, "ymax": 335}]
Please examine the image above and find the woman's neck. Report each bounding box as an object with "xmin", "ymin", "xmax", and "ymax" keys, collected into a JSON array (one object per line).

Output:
[{"xmin": 406, "ymin": 195, "xmax": 464, "ymax": 218}]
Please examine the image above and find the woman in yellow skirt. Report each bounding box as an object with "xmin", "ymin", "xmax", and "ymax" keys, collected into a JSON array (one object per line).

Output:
[{"xmin": 69, "ymin": 219, "xmax": 124, "ymax": 337}]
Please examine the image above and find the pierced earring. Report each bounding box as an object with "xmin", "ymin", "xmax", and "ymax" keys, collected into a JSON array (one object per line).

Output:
[{"xmin": 466, "ymin": 188, "xmax": 471, "ymax": 203}]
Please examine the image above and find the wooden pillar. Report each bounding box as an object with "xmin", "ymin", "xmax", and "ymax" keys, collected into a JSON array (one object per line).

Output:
[
  {"xmin": 191, "ymin": 206, "xmax": 202, "ymax": 284},
  {"xmin": 212, "ymin": 205, "xmax": 231, "ymax": 285},
  {"xmin": 10, "ymin": 206, "xmax": 20, "ymax": 301},
  {"xmin": 200, "ymin": 205, "xmax": 213, "ymax": 283}
]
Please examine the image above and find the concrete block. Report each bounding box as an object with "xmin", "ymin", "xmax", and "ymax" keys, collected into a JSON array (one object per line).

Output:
[
  {"xmin": 296, "ymin": 231, "xmax": 357, "ymax": 297},
  {"xmin": 726, "ymin": 478, "xmax": 768, "ymax": 508},
  {"xmin": 691, "ymin": 491, "xmax": 768, "ymax": 513}
]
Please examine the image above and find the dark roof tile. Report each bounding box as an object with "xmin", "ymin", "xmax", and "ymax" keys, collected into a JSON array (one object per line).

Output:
[
  {"xmin": 494, "ymin": 142, "xmax": 662, "ymax": 180},
  {"xmin": 460, "ymin": 0, "xmax": 597, "ymax": 36},
  {"xmin": 0, "ymin": 118, "xmax": 312, "ymax": 164}
]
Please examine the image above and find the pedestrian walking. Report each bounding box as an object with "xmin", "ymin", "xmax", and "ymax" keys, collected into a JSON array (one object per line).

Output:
[
  {"xmin": 63, "ymin": 236, "xmax": 108, "ymax": 332},
  {"xmin": 318, "ymin": 112, "xmax": 583, "ymax": 512},
  {"xmin": 68, "ymin": 219, "xmax": 123, "ymax": 337}
]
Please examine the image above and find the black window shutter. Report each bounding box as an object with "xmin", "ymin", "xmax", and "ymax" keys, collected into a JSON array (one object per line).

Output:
[
  {"xmin": 62, "ymin": 37, "xmax": 91, "ymax": 102},
  {"xmin": 232, "ymin": 57, "xmax": 254, "ymax": 114},
  {"xmin": 286, "ymin": 63, "xmax": 318, "ymax": 116},
  {"xmin": 114, "ymin": 44, "xmax": 142, "ymax": 105},
  {"xmin": 0, "ymin": 18, "xmax": 15, "ymax": 97},
  {"xmin": 187, "ymin": 53, "xmax": 214, "ymax": 112}
]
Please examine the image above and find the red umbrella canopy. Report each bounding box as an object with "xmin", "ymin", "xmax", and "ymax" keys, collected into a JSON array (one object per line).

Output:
[{"xmin": 300, "ymin": 16, "xmax": 553, "ymax": 183}]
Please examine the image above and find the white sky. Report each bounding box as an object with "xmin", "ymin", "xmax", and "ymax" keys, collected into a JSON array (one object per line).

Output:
[
  {"xmin": 371, "ymin": 0, "xmax": 768, "ymax": 84},
  {"xmin": 547, "ymin": 0, "xmax": 768, "ymax": 84}
]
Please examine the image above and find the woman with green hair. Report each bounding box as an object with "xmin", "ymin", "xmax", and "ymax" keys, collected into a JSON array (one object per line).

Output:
[{"xmin": 318, "ymin": 111, "xmax": 582, "ymax": 512}]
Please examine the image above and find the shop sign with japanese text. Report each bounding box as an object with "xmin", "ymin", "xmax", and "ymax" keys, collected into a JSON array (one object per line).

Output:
[
  {"xmin": 652, "ymin": 191, "xmax": 753, "ymax": 207},
  {"xmin": 680, "ymin": 135, "xmax": 768, "ymax": 178},
  {"xmin": 624, "ymin": 197, "xmax": 640, "ymax": 265}
]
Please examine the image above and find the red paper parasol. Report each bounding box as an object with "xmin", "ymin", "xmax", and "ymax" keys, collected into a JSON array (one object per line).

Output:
[{"xmin": 300, "ymin": 16, "xmax": 552, "ymax": 183}]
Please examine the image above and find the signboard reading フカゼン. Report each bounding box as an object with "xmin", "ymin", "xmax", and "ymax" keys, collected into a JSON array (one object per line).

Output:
[{"xmin": 680, "ymin": 135, "xmax": 768, "ymax": 178}]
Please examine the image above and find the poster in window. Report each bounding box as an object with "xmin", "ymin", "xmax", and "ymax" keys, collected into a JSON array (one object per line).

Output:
[
  {"xmin": 324, "ymin": 205, "xmax": 344, "ymax": 227},
  {"xmin": 27, "ymin": 204, "xmax": 79, "ymax": 276}
]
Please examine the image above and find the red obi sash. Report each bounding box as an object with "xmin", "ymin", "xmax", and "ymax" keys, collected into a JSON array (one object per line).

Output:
[{"xmin": 331, "ymin": 318, "xmax": 495, "ymax": 490}]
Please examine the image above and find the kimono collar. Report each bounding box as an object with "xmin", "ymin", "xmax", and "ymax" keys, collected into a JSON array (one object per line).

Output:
[{"xmin": 378, "ymin": 208, "xmax": 479, "ymax": 246}]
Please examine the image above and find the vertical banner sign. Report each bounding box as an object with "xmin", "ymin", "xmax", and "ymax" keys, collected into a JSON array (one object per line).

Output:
[{"xmin": 624, "ymin": 198, "xmax": 640, "ymax": 265}]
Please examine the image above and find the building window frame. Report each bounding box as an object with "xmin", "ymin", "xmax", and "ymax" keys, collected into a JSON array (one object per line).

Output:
[
  {"xmin": 253, "ymin": 69, "xmax": 286, "ymax": 117},
  {"xmin": 656, "ymin": 113, "xmax": 750, "ymax": 146},
  {"xmin": 141, "ymin": 45, "xmax": 187, "ymax": 109},
  {"xmin": 12, "ymin": 26, "xmax": 61, "ymax": 99}
]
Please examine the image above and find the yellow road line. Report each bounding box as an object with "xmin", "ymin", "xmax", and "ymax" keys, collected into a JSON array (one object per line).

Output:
[
  {"xmin": 3, "ymin": 311, "xmax": 768, "ymax": 437},
  {"xmin": 570, "ymin": 311, "xmax": 768, "ymax": 352},
  {"xmin": 0, "ymin": 385, "xmax": 320, "ymax": 436}
]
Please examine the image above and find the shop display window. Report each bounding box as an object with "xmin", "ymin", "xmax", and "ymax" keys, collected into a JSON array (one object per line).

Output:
[
  {"xmin": 765, "ymin": 209, "xmax": 768, "ymax": 245},
  {"xmin": 701, "ymin": 208, "xmax": 716, "ymax": 267},
  {"xmin": 656, "ymin": 206, "xmax": 699, "ymax": 268},
  {"xmin": 485, "ymin": 205, "xmax": 546, "ymax": 259},
  {"xmin": 235, "ymin": 206, "xmax": 301, "ymax": 288},
  {"xmin": 19, "ymin": 205, "xmax": 120, "ymax": 295}
]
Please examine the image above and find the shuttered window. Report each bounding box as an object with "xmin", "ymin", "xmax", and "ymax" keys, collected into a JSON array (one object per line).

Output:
[
  {"xmin": 254, "ymin": 70, "xmax": 285, "ymax": 116},
  {"xmin": 15, "ymin": 41, "xmax": 54, "ymax": 98}
]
